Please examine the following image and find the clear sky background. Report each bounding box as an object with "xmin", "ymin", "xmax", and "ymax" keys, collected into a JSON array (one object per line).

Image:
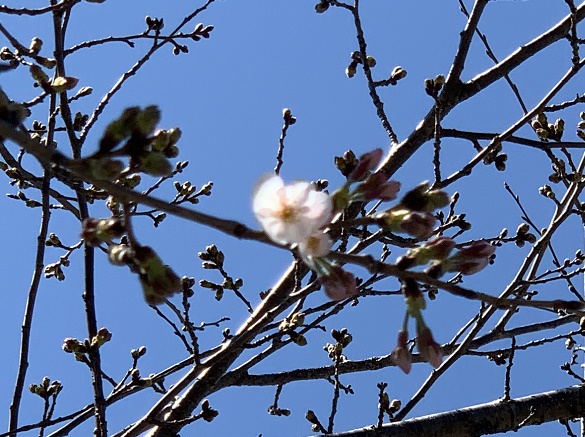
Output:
[{"xmin": 1, "ymin": 1, "xmax": 584, "ymax": 436}]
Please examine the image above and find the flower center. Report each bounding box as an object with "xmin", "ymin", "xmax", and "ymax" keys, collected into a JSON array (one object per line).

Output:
[
  {"xmin": 279, "ymin": 205, "xmax": 298, "ymax": 223},
  {"xmin": 304, "ymin": 235, "xmax": 320, "ymax": 254}
]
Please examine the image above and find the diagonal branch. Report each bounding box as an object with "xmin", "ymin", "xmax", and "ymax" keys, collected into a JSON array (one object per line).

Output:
[{"xmin": 378, "ymin": 2, "xmax": 585, "ymax": 178}]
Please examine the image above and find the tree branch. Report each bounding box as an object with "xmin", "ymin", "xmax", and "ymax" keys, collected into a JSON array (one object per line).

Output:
[{"xmin": 310, "ymin": 384, "xmax": 585, "ymax": 437}]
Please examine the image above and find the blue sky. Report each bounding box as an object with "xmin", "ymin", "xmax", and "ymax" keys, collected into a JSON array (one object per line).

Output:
[{"xmin": 1, "ymin": 1, "xmax": 584, "ymax": 436}]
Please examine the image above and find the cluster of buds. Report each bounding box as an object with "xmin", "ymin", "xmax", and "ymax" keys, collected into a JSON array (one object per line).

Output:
[
  {"xmin": 481, "ymin": 140, "xmax": 508, "ymax": 171},
  {"xmin": 89, "ymin": 105, "xmax": 180, "ymax": 179},
  {"xmin": 282, "ymin": 107, "xmax": 297, "ymax": 126},
  {"xmin": 514, "ymin": 223, "xmax": 537, "ymax": 248},
  {"xmin": 547, "ymin": 158, "xmax": 575, "ymax": 184},
  {"xmin": 62, "ymin": 327, "xmax": 112, "ymax": 361},
  {"xmin": 345, "ymin": 50, "xmax": 377, "ymax": 79},
  {"xmin": 198, "ymin": 244, "xmax": 238, "ymax": 301},
  {"xmin": 532, "ymin": 113, "xmax": 564, "ymax": 142},
  {"xmin": 145, "ymin": 16, "xmax": 164, "ymax": 33},
  {"xmin": 151, "ymin": 128, "xmax": 182, "ymax": 158},
  {"xmin": 131, "ymin": 346, "xmax": 147, "ymax": 361},
  {"xmin": 396, "ymin": 236, "xmax": 455, "ymax": 270},
  {"xmin": 107, "ymin": 242, "xmax": 182, "ymax": 305},
  {"xmin": 191, "ymin": 23, "xmax": 214, "ymax": 41},
  {"xmin": 44, "ymin": 259, "xmax": 67, "ymax": 281},
  {"xmin": 279, "ymin": 312, "xmax": 307, "ymax": 346},
  {"xmin": 324, "ymin": 328, "xmax": 353, "ymax": 361},
  {"xmin": 29, "ymin": 377, "xmax": 62, "ymax": 400},
  {"xmin": 389, "ymin": 279, "xmax": 443, "ymax": 373},
  {"xmin": 30, "ymin": 64, "xmax": 78, "ymax": 94},
  {"xmin": 378, "ymin": 385, "xmax": 402, "ymax": 420},
  {"xmin": 0, "ymin": 46, "xmax": 20, "ymax": 69},
  {"xmin": 377, "ymin": 182, "xmax": 450, "ymax": 240},
  {"xmin": 333, "ymin": 148, "xmax": 401, "ymax": 208},
  {"xmin": 173, "ymin": 180, "xmax": 213, "ymax": 205},
  {"xmin": 73, "ymin": 111, "xmax": 89, "ymax": 132},
  {"xmin": 397, "ymin": 237, "xmax": 496, "ymax": 277},
  {"xmin": 424, "ymin": 74, "xmax": 445, "ymax": 98},
  {"xmin": 80, "ymin": 217, "xmax": 125, "ymax": 247},
  {"xmin": 424, "ymin": 240, "xmax": 496, "ymax": 278},
  {"xmin": 131, "ymin": 245, "xmax": 182, "ymax": 305}
]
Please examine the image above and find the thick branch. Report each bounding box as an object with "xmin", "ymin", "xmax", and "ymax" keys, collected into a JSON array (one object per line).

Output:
[{"xmin": 310, "ymin": 384, "xmax": 585, "ymax": 437}]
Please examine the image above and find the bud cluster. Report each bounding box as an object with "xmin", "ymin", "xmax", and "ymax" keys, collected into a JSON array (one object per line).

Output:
[
  {"xmin": 344, "ymin": 50, "xmax": 377, "ymax": 79},
  {"xmin": 278, "ymin": 312, "xmax": 307, "ymax": 346},
  {"xmin": 532, "ymin": 113, "xmax": 564, "ymax": 142},
  {"xmin": 390, "ymin": 285, "xmax": 443, "ymax": 374},
  {"xmin": 62, "ymin": 327, "xmax": 112, "ymax": 362},
  {"xmin": 29, "ymin": 377, "xmax": 62, "ymax": 400},
  {"xmin": 377, "ymin": 182, "xmax": 450, "ymax": 240},
  {"xmin": 333, "ymin": 148, "xmax": 401, "ymax": 210},
  {"xmin": 424, "ymin": 240, "xmax": 496, "ymax": 278},
  {"xmin": 81, "ymin": 217, "xmax": 125, "ymax": 246},
  {"xmin": 324, "ymin": 328, "xmax": 353, "ymax": 361},
  {"xmin": 198, "ymin": 244, "xmax": 244, "ymax": 302},
  {"xmin": 29, "ymin": 63, "xmax": 78, "ymax": 94},
  {"xmin": 89, "ymin": 105, "xmax": 181, "ymax": 180},
  {"xmin": 424, "ymin": 74, "xmax": 445, "ymax": 98}
]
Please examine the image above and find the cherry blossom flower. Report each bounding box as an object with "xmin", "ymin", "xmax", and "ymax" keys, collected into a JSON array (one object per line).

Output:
[
  {"xmin": 253, "ymin": 175, "xmax": 333, "ymax": 245},
  {"xmin": 298, "ymin": 230, "xmax": 333, "ymax": 268}
]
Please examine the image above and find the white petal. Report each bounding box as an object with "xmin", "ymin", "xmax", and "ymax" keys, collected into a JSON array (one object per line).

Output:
[{"xmin": 252, "ymin": 174, "xmax": 284, "ymax": 215}]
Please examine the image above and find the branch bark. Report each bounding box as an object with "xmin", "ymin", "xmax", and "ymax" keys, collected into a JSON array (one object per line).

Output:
[{"xmin": 311, "ymin": 384, "xmax": 585, "ymax": 437}]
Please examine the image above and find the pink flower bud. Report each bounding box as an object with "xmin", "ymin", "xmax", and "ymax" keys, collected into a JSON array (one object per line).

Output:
[
  {"xmin": 355, "ymin": 172, "xmax": 401, "ymax": 201},
  {"xmin": 416, "ymin": 325, "xmax": 442, "ymax": 369},
  {"xmin": 459, "ymin": 241, "xmax": 496, "ymax": 258},
  {"xmin": 321, "ymin": 266, "xmax": 358, "ymax": 301},
  {"xmin": 348, "ymin": 148, "xmax": 383, "ymax": 182},
  {"xmin": 399, "ymin": 212, "xmax": 436, "ymax": 240},
  {"xmin": 445, "ymin": 241, "xmax": 495, "ymax": 275},
  {"xmin": 397, "ymin": 237, "xmax": 455, "ymax": 269},
  {"xmin": 390, "ymin": 330, "xmax": 412, "ymax": 374}
]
